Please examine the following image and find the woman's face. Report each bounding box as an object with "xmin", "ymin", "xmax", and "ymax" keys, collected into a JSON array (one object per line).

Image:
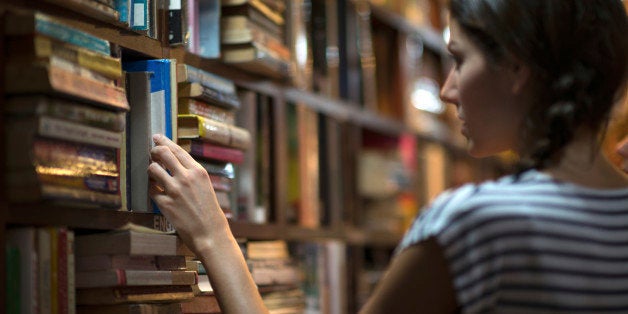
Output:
[{"xmin": 440, "ymin": 20, "xmax": 530, "ymax": 157}]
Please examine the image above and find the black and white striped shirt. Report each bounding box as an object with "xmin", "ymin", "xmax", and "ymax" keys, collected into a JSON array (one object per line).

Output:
[{"xmin": 397, "ymin": 170, "xmax": 628, "ymax": 313}]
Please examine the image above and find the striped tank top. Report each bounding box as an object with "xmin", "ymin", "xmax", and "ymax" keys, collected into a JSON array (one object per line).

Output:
[{"xmin": 397, "ymin": 169, "xmax": 628, "ymax": 313}]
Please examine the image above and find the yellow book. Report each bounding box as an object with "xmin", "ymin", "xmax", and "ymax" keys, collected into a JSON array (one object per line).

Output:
[{"xmin": 177, "ymin": 114, "xmax": 251, "ymax": 150}]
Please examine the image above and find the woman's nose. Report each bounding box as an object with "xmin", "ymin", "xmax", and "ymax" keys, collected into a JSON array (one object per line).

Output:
[{"xmin": 440, "ymin": 68, "xmax": 458, "ymax": 105}]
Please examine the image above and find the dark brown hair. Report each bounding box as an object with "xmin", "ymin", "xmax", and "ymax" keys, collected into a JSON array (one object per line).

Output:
[{"xmin": 449, "ymin": 0, "xmax": 628, "ymax": 170}]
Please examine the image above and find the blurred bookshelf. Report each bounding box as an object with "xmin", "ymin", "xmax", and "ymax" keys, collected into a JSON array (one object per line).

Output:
[{"xmin": 0, "ymin": 0, "xmax": 510, "ymax": 312}]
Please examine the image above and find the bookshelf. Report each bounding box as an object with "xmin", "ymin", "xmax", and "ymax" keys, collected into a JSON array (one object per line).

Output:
[{"xmin": 1, "ymin": 0, "xmax": 507, "ymax": 312}]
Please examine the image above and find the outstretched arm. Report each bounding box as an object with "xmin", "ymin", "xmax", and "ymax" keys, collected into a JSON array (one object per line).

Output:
[
  {"xmin": 617, "ymin": 135, "xmax": 628, "ymax": 173},
  {"xmin": 147, "ymin": 134, "xmax": 268, "ymax": 314}
]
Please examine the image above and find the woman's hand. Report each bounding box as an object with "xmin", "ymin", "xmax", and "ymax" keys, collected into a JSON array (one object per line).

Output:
[{"xmin": 147, "ymin": 134, "xmax": 230, "ymax": 255}]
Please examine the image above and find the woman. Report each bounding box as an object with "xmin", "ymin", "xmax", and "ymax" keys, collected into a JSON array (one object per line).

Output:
[{"xmin": 148, "ymin": 0, "xmax": 628, "ymax": 312}]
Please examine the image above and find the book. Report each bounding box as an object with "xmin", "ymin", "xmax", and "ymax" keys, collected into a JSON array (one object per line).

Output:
[
  {"xmin": 177, "ymin": 114, "xmax": 251, "ymax": 150},
  {"xmin": 209, "ymin": 174, "xmax": 234, "ymax": 192},
  {"xmin": 178, "ymin": 98, "xmax": 236, "ymax": 124},
  {"xmin": 168, "ymin": 0, "xmax": 185, "ymax": 45},
  {"xmin": 221, "ymin": 42, "xmax": 291, "ymax": 79},
  {"xmin": 75, "ymin": 229, "xmax": 179, "ymax": 257},
  {"xmin": 220, "ymin": 15, "xmax": 283, "ymax": 45},
  {"xmin": 76, "ymin": 285, "xmax": 195, "ymax": 305},
  {"xmin": 130, "ymin": 0, "xmax": 149, "ymax": 31},
  {"xmin": 123, "ymin": 59, "xmax": 178, "ymax": 140},
  {"xmin": 5, "ymin": 10, "xmax": 111, "ymax": 56},
  {"xmin": 197, "ymin": 0, "xmax": 221, "ymax": 58},
  {"xmin": 76, "ymin": 254, "xmax": 187, "ymax": 271},
  {"xmin": 6, "ymin": 115, "xmax": 123, "ymax": 149},
  {"xmin": 176, "ymin": 64, "xmax": 237, "ymax": 96},
  {"xmin": 178, "ymin": 139, "xmax": 245, "ymax": 164},
  {"xmin": 125, "ymin": 71, "xmax": 153, "ymax": 213},
  {"xmin": 4, "ymin": 95, "xmax": 126, "ymax": 132},
  {"xmin": 178, "ymin": 82, "xmax": 240, "ymax": 110},
  {"xmin": 7, "ymin": 167, "xmax": 119, "ymax": 195},
  {"xmin": 7, "ymin": 183, "xmax": 122, "ymax": 208},
  {"xmin": 7, "ymin": 35, "xmax": 123, "ymax": 79},
  {"xmin": 77, "ymin": 303, "xmax": 184, "ymax": 314},
  {"xmin": 6, "ymin": 228, "xmax": 38, "ymax": 314},
  {"xmin": 247, "ymin": 240, "xmax": 289, "ymax": 260},
  {"xmin": 76, "ymin": 269, "xmax": 197, "ymax": 288},
  {"xmin": 44, "ymin": 0, "xmax": 121, "ymax": 23},
  {"xmin": 5, "ymin": 63, "xmax": 130, "ymax": 111},
  {"xmin": 222, "ymin": 0, "xmax": 285, "ymax": 26}
]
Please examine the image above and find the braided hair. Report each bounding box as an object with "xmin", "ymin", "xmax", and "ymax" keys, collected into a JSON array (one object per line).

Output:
[{"xmin": 449, "ymin": 0, "xmax": 628, "ymax": 171}]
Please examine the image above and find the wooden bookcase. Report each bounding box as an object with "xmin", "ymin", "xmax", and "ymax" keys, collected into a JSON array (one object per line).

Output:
[{"xmin": 0, "ymin": 0, "xmax": 506, "ymax": 312}]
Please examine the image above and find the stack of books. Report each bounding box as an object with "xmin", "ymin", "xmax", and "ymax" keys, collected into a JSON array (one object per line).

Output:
[
  {"xmin": 6, "ymin": 227, "xmax": 76, "ymax": 314},
  {"xmin": 176, "ymin": 64, "xmax": 250, "ymax": 220},
  {"xmin": 220, "ymin": 0, "xmax": 291, "ymax": 79},
  {"xmin": 247, "ymin": 240, "xmax": 305, "ymax": 313},
  {"xmin": 3, "ymin": 10, "xmax": 129, "ymax": 209},
  {"xmin": 74, "ymin": 227, "xmax": 197, "ymax": 312}
]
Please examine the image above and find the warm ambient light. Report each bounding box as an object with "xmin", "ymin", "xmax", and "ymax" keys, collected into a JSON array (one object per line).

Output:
[{"xmin": 411, "ymin": 78, "xmax": 445, "ymax": 114}]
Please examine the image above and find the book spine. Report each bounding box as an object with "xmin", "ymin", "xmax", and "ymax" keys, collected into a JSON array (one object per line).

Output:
[
  {"xmin": 41, "ymin": 184, "xmax": 122, "ymax": 207},
  {"xmin": 36, "ymin": 116, "xmax": 123, "ymax": 149},
  {"xmin": 180, "ymin": 82, "xmax": 240, "ymax": 110},
  {"xmin": 44, "ymin": 0, "xmax": 121, "ymax": 23},
  {"xmin": 168, "ymin": 0, "xmax": 184, "ymax": 45},
  {"xmin": 198, "ymin": 0, "xmax": 221, "ymax": 58},
  {"xmin": 178, "ymin": 98, "xmax": 236, "ymax": 124},
  {"xmin": 30, "ymin": 138, "xmax": 119, "ymax": 174},
  {"xmin": 115, "ymin": 0, "xmax": 131, "ymax": 24},
  {"xmin": 177, "ymin": 64, "xmax": 236, "ymax": 94},
  {"xmin": 5, "ymin": 64, "xmax": 130, "ymax": 111},
  {"xmin": 130, "ymin": 0, "xmax": 149, "ymax": 30},
  {"xmin": 34, "ymin": 171, "xmax": 120, "ymax": 194},
  {"xmin": 188, "ymin": 140, "xmax": 245, "ymax": 164},
  {"xmin": 29, "ymin": 12, "xmax": 112, "ymax": 55},
  {"xmin": 56, "ymin": 228, "xmax": 69, "ymax": 314},
  {"xmin": 67, "ymin": 231, "xmax": 76, "ymax": 314},
  {"xmin": 37, "ymin": 229, "xmax": 52, "ymax": 314},
  {"xmin": 180, "ymin": 114, "xmax": 251, "ymax": 150},
  {"xmin": 4, "ymin": 96, "xmax": 126, "ymax": 132},
  {"xmin": 49, "ymin": 228, "xmax": 59, "ymax": 314}
]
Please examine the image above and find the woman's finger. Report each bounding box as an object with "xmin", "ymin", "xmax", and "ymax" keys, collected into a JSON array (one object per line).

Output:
[
  {"xmin": 150, "ymin": 144, "xmax": 187, "ymax": 177},
  {"xmin": 153, "ymin": 134, "xmax": 199, "ymax": 170},
  {"xmin": 147, "ymin": 161, "xmax": 176, "ymax": 194}
]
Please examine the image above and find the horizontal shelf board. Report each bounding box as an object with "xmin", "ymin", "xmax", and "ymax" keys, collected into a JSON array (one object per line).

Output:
[
  {"xmin": 370, "ymin": 4, "xmax": 447, "ymax": 56},
  {"xmin": 5, "ymin": 206, "xmax": 401, "ymax": 246}
]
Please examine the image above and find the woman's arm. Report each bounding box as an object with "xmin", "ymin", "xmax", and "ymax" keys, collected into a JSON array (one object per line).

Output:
[
  {"xmin": 147, "ymin": 134, "xmax": 268, "ymax": 314},
  {"xmin": 360, "ymin": 237, "xmax": 458, "ymax": 314}
]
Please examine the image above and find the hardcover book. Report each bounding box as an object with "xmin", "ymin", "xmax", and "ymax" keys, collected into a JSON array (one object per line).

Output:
[
  {"xmin": 75, "ymin": 229, "xmax": 179, "ymax": 257},
  {"xmin": 177, "ymin": 114, "xmax": 251, "ymax": 150}
]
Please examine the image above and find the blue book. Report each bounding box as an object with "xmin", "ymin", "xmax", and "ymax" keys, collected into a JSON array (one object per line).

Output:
[
  {"xmin": 123, "ymin": 60, "xmax": 178, "ymax": 213},
  {"xmin": 6, "ymin": 11, "xmax": 111, "ymax": 56},
  {"xmin": 198, "ymin": 0, "xmax": 220, "ymax": 58},
  {"xmin": 130, "ymin": 0, "xmax": 149, "ymax": 31},
  {"xmin": 123, "ymin": 59, "xmax": 178, "ymax": 141},
  {"xmin": 115, "ymin": 0, "xmax": 131, "ymax": 25}
]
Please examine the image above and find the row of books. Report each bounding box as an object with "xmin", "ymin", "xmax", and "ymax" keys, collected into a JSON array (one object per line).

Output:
[{"xmin": 3, "ymin": 10, "xmax": 253, "ymax": 219}]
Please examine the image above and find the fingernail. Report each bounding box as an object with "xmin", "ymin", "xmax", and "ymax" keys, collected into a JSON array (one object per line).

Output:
[{"xmin": 153, "ymin": 134, "xmax": 161, "ymax": 143}]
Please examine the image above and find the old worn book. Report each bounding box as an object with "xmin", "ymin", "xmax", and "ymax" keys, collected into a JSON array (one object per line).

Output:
[
  {"xmin": 177, "ymin": 114, "xmax": 251, "ymax": 150},
  {"xmin": 178, "ymin": 82, "xmax": 241, "ymax": 110},
  {"xmin": 221, "ymin": 42, "xmax": 290, "ymax": 79},
  {"xmin": 75, "ymin": 229, "xmax": 179, "ymax": 256},
  {"xmin": 178, "ymin": 98, "xmax": 236, "ymax": 124},
  {"xmin": 76, "ymin": 254, "xmax": 187, "ymax": 271},
  {"xmin": 5, "ymin": 63, "xmax": 129, "ymax": 111},
  {"xmin": 44, "ymin": 0, "xmax": 120, "ymax": 23},
  {"xmin": 76, "ymin": 285, "xmax": 195, "ymax": 305},
  {"xmin": 7, "ymin": 35, "xmax": 122, "ymax": 79},
  {"xmin": 4, "ymin": 95, "xmax": 126, "ymax": 131},
  {"xmin": 222, "ymin": 0, "xmax": 284, "ymax": 27},
  {"xmin": 5, "ymin": 10, "xmax": 111, "ymax": 55},
  {"xmin": 178, "ymin": 139, "xmax": 245, "ymax": 164},
  {"xmin": 76, "ymin": 269, "xmax": 197, "ymax": 288}
]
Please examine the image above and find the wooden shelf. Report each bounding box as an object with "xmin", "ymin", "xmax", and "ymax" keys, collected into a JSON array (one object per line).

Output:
[{"xmin": 370, "ymin": 4, "xmax": 447, "ymax": 56}]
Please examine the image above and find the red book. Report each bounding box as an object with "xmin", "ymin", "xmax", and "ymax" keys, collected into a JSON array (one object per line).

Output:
[{"xmin": 179, "ymin": 139, "xmax": 245, "ymax": 164}]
